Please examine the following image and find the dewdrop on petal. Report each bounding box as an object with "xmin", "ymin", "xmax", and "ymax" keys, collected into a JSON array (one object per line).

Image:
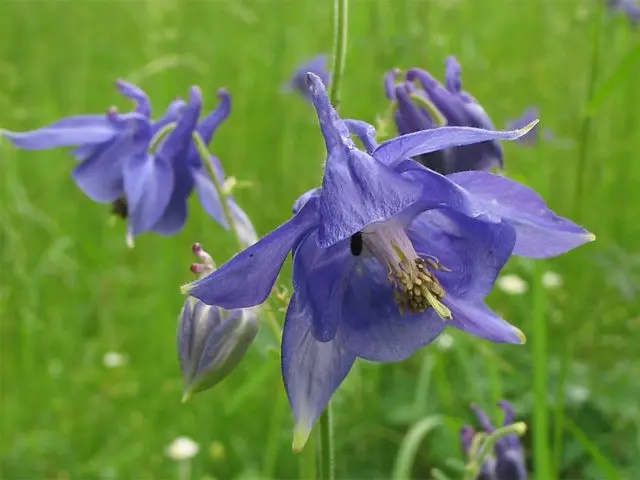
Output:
[
  {"xmin": 497, "ymin": 274, "xmax": 528, "ymax": 295},
  {"xmin": 166, "ymin": 436, "xmax": 200, "ymax": 460}
]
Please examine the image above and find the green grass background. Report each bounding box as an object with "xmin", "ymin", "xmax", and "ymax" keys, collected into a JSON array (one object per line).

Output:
[{"xmin": 1, "ymin": 0, "xmax": 638, "ymax": 479}]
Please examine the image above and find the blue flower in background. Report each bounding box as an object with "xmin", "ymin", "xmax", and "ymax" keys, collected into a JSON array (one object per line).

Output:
[
  {"xmin": 185, "ymin": 73, "xmax": 545, "ymax": 447},
  {"xmin": 461, "ymin": 401, "xmax": 528, "ymax": 480},
  {"xmin": 1, "ymin": 81, "xmax": 256, "ymax": 247},
  {"xmin": 385, "ymin": 56, "xmax": 503, "ymax": 174},
  {"xmin": 609, "ymin": 0, "xmax": 640, "ymax": 22},
  {"xmin": 284, "ymin": 54, "xmax": 331, "ymax": 101}
]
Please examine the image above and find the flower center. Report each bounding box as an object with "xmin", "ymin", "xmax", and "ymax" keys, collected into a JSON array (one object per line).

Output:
[{"xmin": 361, "ymin": 221, "xmax": 452, "ymax": 319}]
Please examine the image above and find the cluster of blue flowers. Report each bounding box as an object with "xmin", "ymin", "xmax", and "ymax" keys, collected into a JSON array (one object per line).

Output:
[
  {"xmin": 2, "ymin": 81, "xmax": 256, "ymax": 248},
  {"xmin": 1, "ymin": 53, "xmax": 594, "ymax": 475}
]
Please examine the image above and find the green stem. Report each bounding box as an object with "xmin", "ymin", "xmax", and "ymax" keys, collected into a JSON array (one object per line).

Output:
[
  {"xmin": 149, "ymin": 122, "xmax": 177, "ymax": 152},
  {"xmin": 318, "ymin": 403, "xmax": 335, "ymax": 480},
  {"xmin": 191, "ymin": 131, "xmax": 244, "ymax": 251},
  {"xmin": 316, "ymin": 0, "xmax": 348, "ymax": 477},
  {"xmin": 328, "ymin": 0, "xmax": 348, "ymax": 109}
]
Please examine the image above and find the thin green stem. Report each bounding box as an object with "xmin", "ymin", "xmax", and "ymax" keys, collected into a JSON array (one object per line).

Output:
[
  {"xmin": 328, "ymin": 0, "xmax": 348, "ymax": 109},
  {"xmin": 316, "ymin": 0, "xmax": 348, "ymax": 477},
  {"xmin": 149, "ymin": 122, "xmax": 177, "ymax": 152},
  {"xmin": 318, "ymin": 403, "xmax": 335, "ymax": 480},
  {"xmin": 532, "ymin": 265, "xmax": 550, "ymax": 480},
  {"xmin": 191, "ymin": 131, "xmax": 243, "ymax": 251}
]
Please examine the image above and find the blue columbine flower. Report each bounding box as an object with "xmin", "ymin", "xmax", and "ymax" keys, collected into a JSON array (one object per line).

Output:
[
  {"xmin": 184, "ymin": 73, "xmax": 550, "ymax": 447},
  {"xmin": 284, "ymin": 54, "xmax": 331, "ymax": 101},
  {"xmin": 384, "ymin": 56, "xmax": 503, "ymax": 174},
  {"xmin": 1, "ymin": 81, "xmax": 256, "ymax": 246},
  {"xmin": 462, "ymin": 401, "xmax": 527, "ymax": 480}
]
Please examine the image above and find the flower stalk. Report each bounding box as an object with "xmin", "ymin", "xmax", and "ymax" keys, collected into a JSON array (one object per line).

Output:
[{"xmin": 316, "ymin": 0, "xmax": 348, "ymax": 477}]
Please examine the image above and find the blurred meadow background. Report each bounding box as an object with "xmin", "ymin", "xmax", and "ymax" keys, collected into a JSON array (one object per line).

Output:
[{"xmin": 1, "ymin": 0, "xmax": 639, "ymax": 478}]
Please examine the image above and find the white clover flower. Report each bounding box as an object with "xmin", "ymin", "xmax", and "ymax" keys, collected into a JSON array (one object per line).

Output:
[
  {"xmin": 566, "ymin": 384, "xmax": 590, "ymax": 405},
  {"xmin": 166, "ymin": 436, "xmax": 200, "ymax": 461},
  {"xmin": 541, "ymin": 271, "xmax": 562, "ymax": 289},
  {"xmin": 103, "ymin": 351, "xmax": 128, "ymax": 368},
  {"xmin": 436, "ymin": 333, "xmax": 454, "ymax": 351},
  {"xmin": 497, "ymin": 274, "xmax": 528, "ymax": 295}
]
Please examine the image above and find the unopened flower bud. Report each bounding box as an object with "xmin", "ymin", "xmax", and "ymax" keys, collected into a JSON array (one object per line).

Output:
[
  {"xmin": 178, "ymin": 298, "xmax": 259, "ymax": 401},
  {"xmin": 178, "ymin": 242, "xmax": 258, "ymax": 401}
]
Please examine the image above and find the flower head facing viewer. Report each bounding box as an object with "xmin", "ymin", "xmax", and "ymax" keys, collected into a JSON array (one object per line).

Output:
[
  {"xmin": 183, "ymin": 73, "xmax": 565, "ymax": 449},
  {"xmin": 1, "ymin": 80, "xmax": 255, "ymax": 247}
]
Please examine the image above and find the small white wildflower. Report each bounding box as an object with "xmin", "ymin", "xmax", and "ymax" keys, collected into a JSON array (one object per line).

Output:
[
  {"xmin": 103, "ymin": 351, "xmax": 128, "ymax": 369},
  {"xmin": 48, "ymin": 359, "xmax": 63, "ymax": 377},
  {"xmin": 566, "ymin": 384, "xmax": 590, "ymax": 405},
  {"xmin": 436, "ymin": 333, "xmax": 454, "ymax": 351},
  {"xmin": 166, "ymin": 436, "xmax": 200, "ymax": 461},
  {"xmin": 497, "ymin": 274, "xmax": 528, "ymax": 295},
  {"xmin": 541, "ymin": 271, "xmax": 562, "ymax": 289}
]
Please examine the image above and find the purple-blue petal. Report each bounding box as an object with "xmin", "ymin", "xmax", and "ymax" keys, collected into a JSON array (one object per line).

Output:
[
  {"xmin": 448, "ymin": 171, "xmax": 594, "ymax": 258},
  {"xmin": 446, "ymin": 299, "xmax": 524, "ymax": 344},
  {"xmin": 344, "ymin": 119, "xmax": 378, "ymax": 153},
  {"xmin": 281, "ymin": 292, "xmax": 356, "ymax": 446},
  {"xmin": 408, "ymin": 208, "xmax": 516, "ymax": 301},
  {"xmin": 292, "ymin": 187, "xmax": 320, "ymax": 214},
  {"xmin": 292, "ymin": 230, "xmax": 353, "ymax": 341},
  {"xmin": 318, "ymin": 147, "xmax": 422, "ymax": 248},
  {"xmin": 395, "ymin": 84, "xmax": 436, "ymax": 131},
  {"xmin": 157, "ymin": 86, "xmax": 202, "ymax": 161},
  {"xmin": 186, "ymin": 199, "xmax": 319, "ymax": 309},
  {"xmin": 306, "ymin": 72, "xmax": 355, "ymax": 153},
  {"xmin": 406, "ymin": 68, "xmax": 469, "ymax": 125},
  {"xmin": 373, "ymin": 124, "xmax": 531, "ymax": 168},
  {"xmin": 444, "ymin": 56, "xmax": 462, "ymax": 93},
  {"xmin": 339, "ymin": 255, "xmax": 446, "ymax": 361},
  {"xmin": 228, "ymin": 199, "xmax": 259, "ymax": 247},
  {"xmin": 197, "ymin": 89, "xmax": 231, "ymax": 146},
  {"xmin": 150, "ymin": 170, "xmax": 193, "ymax": 235},
  {"xmin": 116, "ymin": 79, "xmax": 151, "ymax": 117},
  {"xmin": 2, "ymin": 115, "xmax": 121, "ymax": 150},
  {"xmin": 153, "ymin": 98, "xmax": 186, "ymax": 134},
  {"xmin": 123, "ymin": 153, "xmax": 174, "ymax": 236},
  {"xmin": 71, "ymin": 116, "xmax": 153, "ymax": 203},
  {"xmin": 192, "ymin": 166, "xmax": 229, "ymax": 229}
]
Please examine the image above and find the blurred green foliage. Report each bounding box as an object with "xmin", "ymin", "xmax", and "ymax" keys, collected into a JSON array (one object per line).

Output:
[{"xmin": 0, "ymin": 0, "xmax": 638, "ymax": 479}]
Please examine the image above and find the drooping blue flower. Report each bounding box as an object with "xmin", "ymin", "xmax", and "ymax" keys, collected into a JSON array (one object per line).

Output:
[
  {"xmin": 461, "ymin": 401, "xmax": 527, "ymax": 480},
  {"xmin": 1, "ymin": 81, "xmax": 256, "ymax": 246},
  {"xmin": 284, "ymin": 54, "xmax": 331, "ymax": 101},
  {"xmin": 384, "ymin": 56, "xmax": 503, "ymax": 174},
  {"xmin": 185, "ymin": 73, "xmax": 543, "ymax": 447}
]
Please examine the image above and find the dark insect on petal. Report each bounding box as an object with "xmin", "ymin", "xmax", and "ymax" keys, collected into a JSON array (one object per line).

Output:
[
  {"xmin": 111, "ymin": 197, "xmax": 128, "ymax": 219},
  {"xmin": 350, "ymin": 232, "xmax": 363, "ymax": 256}
]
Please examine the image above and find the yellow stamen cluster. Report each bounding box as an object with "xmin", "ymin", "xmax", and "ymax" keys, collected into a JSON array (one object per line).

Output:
[{"xmin": 388, "ymin": 257, "xmax": 452, "ymax": 319}]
